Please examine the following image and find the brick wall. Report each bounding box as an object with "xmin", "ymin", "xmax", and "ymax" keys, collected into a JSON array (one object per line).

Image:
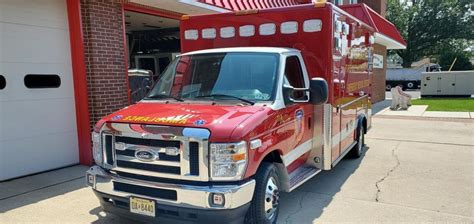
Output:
[
  {"xmin": 371, "ymin": 43, "xmax": 387, "ymax": 103},
  {"xmin": 81, "ymin": 0, "xmax": 129, "ymax": 128}
]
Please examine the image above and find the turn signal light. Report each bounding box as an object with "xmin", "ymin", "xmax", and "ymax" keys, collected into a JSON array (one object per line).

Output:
[{"xmin": 232, "ymin": 153, "xmax": 246, "ymax": 161}]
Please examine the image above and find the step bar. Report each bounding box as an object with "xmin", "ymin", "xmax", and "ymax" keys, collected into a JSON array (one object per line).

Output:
[{"xmin": 288, "ymin": 166, "xmax": 322, "ymax": 192}]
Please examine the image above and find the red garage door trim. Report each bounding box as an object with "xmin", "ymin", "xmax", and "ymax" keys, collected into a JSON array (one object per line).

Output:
[{"xmin": 66, "ymin": 0, "xmax": 92, "ymax": 165}]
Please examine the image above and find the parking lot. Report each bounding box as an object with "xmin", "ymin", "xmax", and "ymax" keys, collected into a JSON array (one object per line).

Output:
[{"xmin": 1, "ymin": 115, "xmax": 473, "ymax": 223}]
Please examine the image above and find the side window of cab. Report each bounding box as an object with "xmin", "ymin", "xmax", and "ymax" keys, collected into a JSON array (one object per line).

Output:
[{"xmin": 283, "ymin": 56, "xmax": 307, "ymax": 102}]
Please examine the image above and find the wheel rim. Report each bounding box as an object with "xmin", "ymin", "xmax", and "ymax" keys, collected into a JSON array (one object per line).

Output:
[
  {"xmin": 264, "ymin": 176, "xmax": 279, "ymax": 220},
  {"xmin": 358, "ymin": 128, "xmax": 364, "ymax": 153},
  {"xmin": 386, "ymin": 84, "xmax": 391, "ymax": 90}
]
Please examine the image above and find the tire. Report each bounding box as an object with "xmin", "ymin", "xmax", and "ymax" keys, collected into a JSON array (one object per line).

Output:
[
  {"xmin": 400, "ymin": 84, "xmax": 406, "ymax": 91},
  {"xmin": 407, "ymin": 82, "xmax": 414, "ymax": 89},
  {"xmin": 245, "ymin": 163, "xmax": 280, "ymax": 224},
  {"xmin": 385, "ymin": 84, "xmax": 392, "ymax": 91},
  {"xmin": 349, "ymin": 125, "xmax": 365, "ymax": 158}
]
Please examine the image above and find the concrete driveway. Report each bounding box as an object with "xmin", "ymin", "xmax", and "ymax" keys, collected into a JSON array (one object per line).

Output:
[{"xmin": 1, "ymin": 116, "xmax": 473, "ymax": 223}]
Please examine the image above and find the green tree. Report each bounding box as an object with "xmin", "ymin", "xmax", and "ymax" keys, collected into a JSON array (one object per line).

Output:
[
  {"xmin": 438, "ymin": 47, "xmax": 473, "ymax": 71},
  {"xmin": 386, "ymin": 0, "xmax": 474, "ymax": 68}
]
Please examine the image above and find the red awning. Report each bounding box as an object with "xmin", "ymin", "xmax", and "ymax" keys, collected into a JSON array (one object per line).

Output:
[
  {"xmin": 197, "ymin": 0, "xmax": 311, "ymax": 11},
  {"xmin": 341, "ymin": 4, "xmax": 406, "ymax": 49}
]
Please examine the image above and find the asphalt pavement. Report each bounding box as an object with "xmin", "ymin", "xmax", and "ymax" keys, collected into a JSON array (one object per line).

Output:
[{"xmin": 1, "ymin": 116, "xmax": 473, "ymax": 223}]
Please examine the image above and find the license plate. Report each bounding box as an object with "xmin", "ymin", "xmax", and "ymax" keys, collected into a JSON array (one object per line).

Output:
[{"xmin": 130, "ymin": 197, "xmax": 155, "ymax": 217}]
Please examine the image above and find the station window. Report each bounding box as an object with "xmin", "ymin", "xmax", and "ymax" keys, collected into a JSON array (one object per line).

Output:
[
  {"xmin": 184, "ymin": 29, "xmax": 199, "ymax": 40},
  {"xmin": 220, "ymin": 27, "xmax": 235, "ymax": 38},
  {"xmin": 24, "ymin": 74, "xmax": 61, "ymax": 89},
  {"xmin": 202, "ymin": 28, "xmax": 216, "ymax": 39},
  {"xmin": 303, "ymin": 19, "xmax": 322, "ymax": 32},
  {"xmin": 281, "ymin": 21, "xmax": 298, "ymax": 34},
  {"xmin": 259, "ymin": 23, "xmax": 276, "ymax": 36},
  {"xmin": 239, "ymin": 25, "xmax": 255, "ymax": 37},
  {"xmin": 0, "ymin": 75, "xmax": 5, "ymax": 90}
]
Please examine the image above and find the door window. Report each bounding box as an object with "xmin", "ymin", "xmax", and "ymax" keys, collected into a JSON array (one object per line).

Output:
[
  {"xmin": 284, "ymin": 56, "xmax": 306, "ymax": 100},
  {"xmin": 24, "ymin": 74, "xmax": 61, "ymax": 89}
]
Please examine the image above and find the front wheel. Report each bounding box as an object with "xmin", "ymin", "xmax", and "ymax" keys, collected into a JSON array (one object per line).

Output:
[
  {"xmin": 349, "ymin": 125, "xmax": 365, "ymax": 158},
  {"xmin": 245, "ymin": 163, "xmax": 280, "ymax": 224}
]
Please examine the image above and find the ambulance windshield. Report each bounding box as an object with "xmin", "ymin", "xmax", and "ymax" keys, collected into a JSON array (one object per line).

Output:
[{"xmin": 146, "ymin": 52, "xmax": 279, "ymax": 103}]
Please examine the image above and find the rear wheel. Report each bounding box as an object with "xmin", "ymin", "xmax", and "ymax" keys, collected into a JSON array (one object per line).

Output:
[
  {"xmin": 407, "ymin": 82, "xmax": 414, "ymax": 89},
  {"xmin": 245, "ymin": 163, "xmax": 280, "ymax": 224},
  {"xmin": 400, "ymin": 84, "xmax": 407, "ymax": 91},
  {"xmin": 385, "ymin": 84, "xmax": 392, "ymax": 91},
  {"xmin": 349, "ymin": 125, "xmax": 365, "ymax": 158}
]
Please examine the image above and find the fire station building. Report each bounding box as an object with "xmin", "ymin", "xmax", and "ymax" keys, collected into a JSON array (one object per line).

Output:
[{"xmin": 0, "ymin": 0, "xmax": 405, "ymax": 180}]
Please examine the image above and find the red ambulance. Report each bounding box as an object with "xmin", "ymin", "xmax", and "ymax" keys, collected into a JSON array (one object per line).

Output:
[{"xmin": 87, "ymin": 2, "xmax": 373, "ymax": 223}]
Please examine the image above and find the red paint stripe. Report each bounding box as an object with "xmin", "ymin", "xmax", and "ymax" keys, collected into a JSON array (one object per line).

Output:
[
  {"xmin": 215, "ymin": 0, "xmax": 225, "ymax": 8},
  {"xmin": 229, "ymin": 0, "xmax": 241, "ymax": 10},
  {"xmin": 235, "ymin": 0, "xmax": 246, "ymax": 10},
  {"xmin": 248, "ymin": 0, "xmax": 257, "ymax": 9},
  {"xmin": 268, "ymin": 0, "xmax": 275, "ymax": 7},
  {"xmin": 240, "ymin": 0, "xmax": 249, "ymax": 10},
  {"xmin": 274, "ymin": 0, "xmax": 282, "ymax": 7},
  {"xmin": 250, "ymin": 0, "xmax": 257, "ymax": 8},
  {"xmin": 278, "ymin": 0, "xmax": 286, "ymax": 7},
  {"xmin": 66, "ymin": 0, "xmax": 92, "ymax": 165},
  {"xmin": 223, "ymin": 0, "xmax": 232, "ymax": 10}
]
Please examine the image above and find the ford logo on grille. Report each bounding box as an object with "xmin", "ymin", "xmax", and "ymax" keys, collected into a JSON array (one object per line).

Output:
[{"xmin": 134, "ymin": 148, "xmax": 158, "ymax": 162}]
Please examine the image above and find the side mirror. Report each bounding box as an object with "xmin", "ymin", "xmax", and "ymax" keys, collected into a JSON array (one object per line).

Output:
[
  {"xmin": 309, "ymin": 78, "xmax": 328, "ymax": 105},
  {"xmin": 283, "ymin": 84, "xmax": 310, "ymax": 104}
]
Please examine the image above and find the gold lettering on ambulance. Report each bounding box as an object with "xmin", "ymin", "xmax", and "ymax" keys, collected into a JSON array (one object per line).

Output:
[{"xmin": 121, "ymin": 114, "xmax": 194, "ymax": 124}]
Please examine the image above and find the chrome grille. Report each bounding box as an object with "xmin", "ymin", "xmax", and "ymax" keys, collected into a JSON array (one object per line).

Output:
[{"xmin": 100, "ymin": 123, "xmax": 210, "ymax": 182}]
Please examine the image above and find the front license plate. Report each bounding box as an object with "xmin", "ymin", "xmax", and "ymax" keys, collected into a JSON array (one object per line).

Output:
[{"xmin": 130, "ymin": 197, "xmax": 155, "ymax": 217}]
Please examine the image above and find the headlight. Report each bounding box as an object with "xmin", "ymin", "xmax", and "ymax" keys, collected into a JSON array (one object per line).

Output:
[
  {"xmin": 92, "ymin": 132, "xmax": 103, "ymax": 165},
  {"xmin": 210, "ymin": 141, "xmax": 247, "ymax": 181}
]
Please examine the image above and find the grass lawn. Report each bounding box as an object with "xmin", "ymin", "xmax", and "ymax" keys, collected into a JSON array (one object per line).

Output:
[{"xmin": 411, "ymin": 98, "xmax": 474, "ymax": 112}]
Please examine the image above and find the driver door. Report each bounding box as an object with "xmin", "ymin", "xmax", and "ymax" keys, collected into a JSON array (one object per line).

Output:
[{"xmin": 281, "ymin": 55, "xmax": 313, "ymax": 170}]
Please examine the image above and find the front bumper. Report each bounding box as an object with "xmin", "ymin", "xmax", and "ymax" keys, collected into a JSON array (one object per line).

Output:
[{"xmin": 86, "ymin": 166, "xmax": 255, "ymax": 222}]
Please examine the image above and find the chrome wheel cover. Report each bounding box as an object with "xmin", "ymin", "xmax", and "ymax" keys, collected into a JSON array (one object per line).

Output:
[{"xmin": 264, "ymin": 176, "xmax": 279, "ymax": 220}]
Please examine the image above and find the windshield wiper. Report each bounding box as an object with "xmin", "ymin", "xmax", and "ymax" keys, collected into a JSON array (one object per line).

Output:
[
  {"xmin": 145, "ymin": 94, "xmax": 184, "ymax": 102},
  {"xmin": 195, "ymin": 94, "xmax": 255, "ymax": 105}
]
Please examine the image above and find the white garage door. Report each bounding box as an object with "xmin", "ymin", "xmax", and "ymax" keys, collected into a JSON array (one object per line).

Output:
[{"xmin": 0, "ymin": 0, "xmax": 79, "ymax": 181}]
